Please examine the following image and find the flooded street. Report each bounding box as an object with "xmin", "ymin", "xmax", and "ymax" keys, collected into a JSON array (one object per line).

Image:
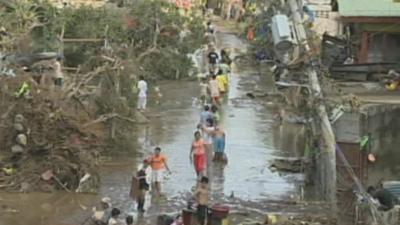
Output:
[
  {"xmin": 0, "ymin": 27, "xmax": 309, "ymax": 225},
  {"xmin": 94, "ymin": 31, "xmax": 308, "ymax": 224}
]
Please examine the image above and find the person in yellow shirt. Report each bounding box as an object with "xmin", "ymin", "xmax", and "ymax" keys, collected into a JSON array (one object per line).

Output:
[{"xmin": 216, "ymin": 70, "xmax": 228, "ymax": 101}]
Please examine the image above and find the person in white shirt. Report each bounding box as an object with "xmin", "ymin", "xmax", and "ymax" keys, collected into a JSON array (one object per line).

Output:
[
  {"xmin": 53, "ymin": 57, "xmax": 64, "ymax": 87},
  {"xmin": 137, "ymin": 76, "xmax": 148, "ymax": 111}
]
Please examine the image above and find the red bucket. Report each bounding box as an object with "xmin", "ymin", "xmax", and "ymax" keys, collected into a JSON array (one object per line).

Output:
[
  {"xmin": 182, "ymin": 209, "xmax": 195, "ymax": 225},
  {"xmin": 211, "ymin": 204, "xmax": 230, "ymax": 219}
]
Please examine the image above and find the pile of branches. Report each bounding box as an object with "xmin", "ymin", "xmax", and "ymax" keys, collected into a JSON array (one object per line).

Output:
[
  {"xmin": 62, "ymin": 54, "xmax": 140, "ymax": 152},
  {"xmin": 0, "ymin": 74, "xmax": 107, "ymax": 192}
]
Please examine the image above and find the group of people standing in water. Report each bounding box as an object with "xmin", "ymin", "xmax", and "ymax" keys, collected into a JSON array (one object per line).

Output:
[{"xmin": 118, "ymin": 21, "xmax": 231, "ymax": 225}]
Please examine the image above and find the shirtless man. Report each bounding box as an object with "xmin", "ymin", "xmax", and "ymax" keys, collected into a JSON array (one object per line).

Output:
[
  {"xmin": 195, "ymin": 176, "xmax": 210, "ymax": 225},
  {"xmin": 213, "ymin": 125, "xmax": 226, "ymax": 162}
]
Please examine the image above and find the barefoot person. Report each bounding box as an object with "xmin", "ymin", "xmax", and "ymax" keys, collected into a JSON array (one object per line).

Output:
[
  {"xmin": 190, "ymin": 131, "xmax": 207, "ymax": 179},
  {"xmin": 213, "ymin": 125, "xmax": 226, "ymax": 162},
  {"xmin": 148, "ymin": 147, "xmax": 171, "ymax": 196},
  {"xmin": 194, "ymin": 177, "xmax": 210, "ymax": 225},
  {"xmin": 136, "ymin": 160, "xmax": 150, "ymax": 213}
]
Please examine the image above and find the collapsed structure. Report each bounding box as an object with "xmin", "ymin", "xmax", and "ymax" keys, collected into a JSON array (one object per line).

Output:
[{"xmin": 248, "ymin": 0, "xmax": 400, "ymax": 224}]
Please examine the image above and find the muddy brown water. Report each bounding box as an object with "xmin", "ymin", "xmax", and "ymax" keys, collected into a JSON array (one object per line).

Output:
[{"xmin": 0, "ymin": 31, "xmax": 308, "ymax": 225}]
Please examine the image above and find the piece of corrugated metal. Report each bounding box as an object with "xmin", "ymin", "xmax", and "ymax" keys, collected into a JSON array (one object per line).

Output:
[{"xmin": 383, "ymin": 181, "xmax": 400, "ymax": 199}]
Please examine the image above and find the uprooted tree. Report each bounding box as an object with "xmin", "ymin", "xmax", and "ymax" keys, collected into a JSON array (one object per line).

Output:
[{"xmin": 0, "ymin": 0, "xmax": 206, "ymax": 192}]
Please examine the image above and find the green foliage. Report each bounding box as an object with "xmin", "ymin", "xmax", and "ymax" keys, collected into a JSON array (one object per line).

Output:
[
  {"xmin": 0, "ymin": 0, "xmax": 43, "ymax": 51},
  {"xmin": 126, "ymin": 0, "xmax": 206, "ymax": 79},
  {"xmin": 2, "ymin": 0, "xmax": 206, "ymax": 79}
]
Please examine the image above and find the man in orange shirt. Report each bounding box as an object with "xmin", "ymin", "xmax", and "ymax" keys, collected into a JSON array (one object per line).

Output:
[{"xmin": 148, "ymin": 147, "xmax": 171, "ymax": 196}]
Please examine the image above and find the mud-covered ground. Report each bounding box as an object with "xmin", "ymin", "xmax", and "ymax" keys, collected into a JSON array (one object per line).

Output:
[{"xmin": 0, "ymin": 23, "xmax": 331, "ymax": 225}]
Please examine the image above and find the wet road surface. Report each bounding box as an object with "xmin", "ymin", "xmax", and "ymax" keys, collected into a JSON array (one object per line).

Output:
[
  {"xmin": 93, "ymin": 30, "xmax": 307, "ymax": 224},
  {"xmin": 0, "ymin": 26, "xmax": 309, "ymax": 225}
]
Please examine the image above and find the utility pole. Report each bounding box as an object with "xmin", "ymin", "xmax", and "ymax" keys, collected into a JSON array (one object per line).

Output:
[{"xmin": 287, "ymin": 0, "xmax": 337, "ymax": 211}]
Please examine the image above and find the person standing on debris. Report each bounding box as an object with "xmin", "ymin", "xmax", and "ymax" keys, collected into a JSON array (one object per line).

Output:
[
  {"xmin": 367, "ymin": 186, "xmax": 399, "ymax": 211},
  {"xmin": 209, "ymin": 75, "xmax": 220, "ymax": 105},
  {"xmin": 108, "ymin": 208, "xmax": 122, "ymax": 225},
  {"xmin": 136, "ymin": 160, "xmax": 150, "ymax": 213},
  {"xmin": 148, "ymin": 147, "xmax": 171, "ymax": 196},
  {"xmin": 190, "ymin": 131, "xmax": 207, "ymax": 179},
  {"xmin": 53, "ymin": 57, "xmax": 64, "ymax": 87},
  {"xmin": 194, "ymin": 176, "xmax": 210, "ymax": 225},
  {"xmin": 92, "ymin": 197, "xmax": 112, "ymax": 225},
  {"xmin": 137, "ymin": 76, "xmax": 148, "ymax": 111}
]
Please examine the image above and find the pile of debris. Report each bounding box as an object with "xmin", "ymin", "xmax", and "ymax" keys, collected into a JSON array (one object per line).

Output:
[
  {"xmin": 0, "ymin": 75, "xmax": 106, "ymax": 192},
  {"xmin": 241, "ymin": 214, "xmax": 336, "ymax": 225}
]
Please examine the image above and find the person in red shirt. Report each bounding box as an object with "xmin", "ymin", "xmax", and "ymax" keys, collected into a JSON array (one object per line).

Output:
[
  {"xmin": 190, "ymin": 131, "xmax": 207, "ymax": 179},
  {"xmin": 148, "ymin": 147, "xmax": 171, "ymax": 196}
]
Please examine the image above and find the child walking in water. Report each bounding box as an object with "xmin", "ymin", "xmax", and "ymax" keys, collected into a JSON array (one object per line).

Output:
[
  {"xmin": 190, "ymin": 131, "xmax": 207, "ymax": 179},
  {"xmin": 199, "ymin": 78, "xmax": 209, "ymax": 105},
  {"xmin": 194, "ymin": 177, "xmax": 210, "ymax": 225}
]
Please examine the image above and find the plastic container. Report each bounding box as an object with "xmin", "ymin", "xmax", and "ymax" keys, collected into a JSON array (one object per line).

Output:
[
  {"xmin": 211, "ymin": 204, "xmax": 230, "ymax": 219},
  {"xmin": 182, "ymin": 209, "xmax": 195, "ymax": 225}
]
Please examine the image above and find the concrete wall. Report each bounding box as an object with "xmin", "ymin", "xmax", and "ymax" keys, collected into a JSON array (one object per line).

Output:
[
  {"xmin": 360, "ymin": 104, "xmax": 400, "ymax": 185},
  {"xmin": 333, "ymin": 104, "xmax": 400, "ymax": 186}
]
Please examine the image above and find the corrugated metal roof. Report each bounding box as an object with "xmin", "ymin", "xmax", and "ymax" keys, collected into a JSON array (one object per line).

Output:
[{"xmin": 338, "ymin": 0, "xmax": 400, "ymax": 17}]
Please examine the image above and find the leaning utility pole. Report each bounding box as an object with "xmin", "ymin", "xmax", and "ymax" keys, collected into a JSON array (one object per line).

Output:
[{"xmin": 287, "ymin": 0, "xmax": 337, "ymax": 210}]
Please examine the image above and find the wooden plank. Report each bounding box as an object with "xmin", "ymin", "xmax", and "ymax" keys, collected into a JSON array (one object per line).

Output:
[{"xmin": 62, "ymin": 38, "xmax": 103, "ymax": 43}]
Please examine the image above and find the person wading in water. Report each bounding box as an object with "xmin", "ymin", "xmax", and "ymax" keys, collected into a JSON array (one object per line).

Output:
[
  {"xmin": 136, "ymin": 159, "xmax": 150, "ymax": 213},
  {"xmin": 148, "ymin": 147, "xmax": 171, "ymax": 196},
  {"xmin": 190, "ymin": 131, "xmax": 207, "ymax": 180}
]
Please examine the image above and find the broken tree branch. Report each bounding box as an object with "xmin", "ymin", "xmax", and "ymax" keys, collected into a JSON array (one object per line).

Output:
[
  {"xmin": 137, "ymin": 19, "xmax": 162, "ymax": 61},
  {"xmin": 84, "ymin": 113, "xmax": 136, "ymax": 127}
]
